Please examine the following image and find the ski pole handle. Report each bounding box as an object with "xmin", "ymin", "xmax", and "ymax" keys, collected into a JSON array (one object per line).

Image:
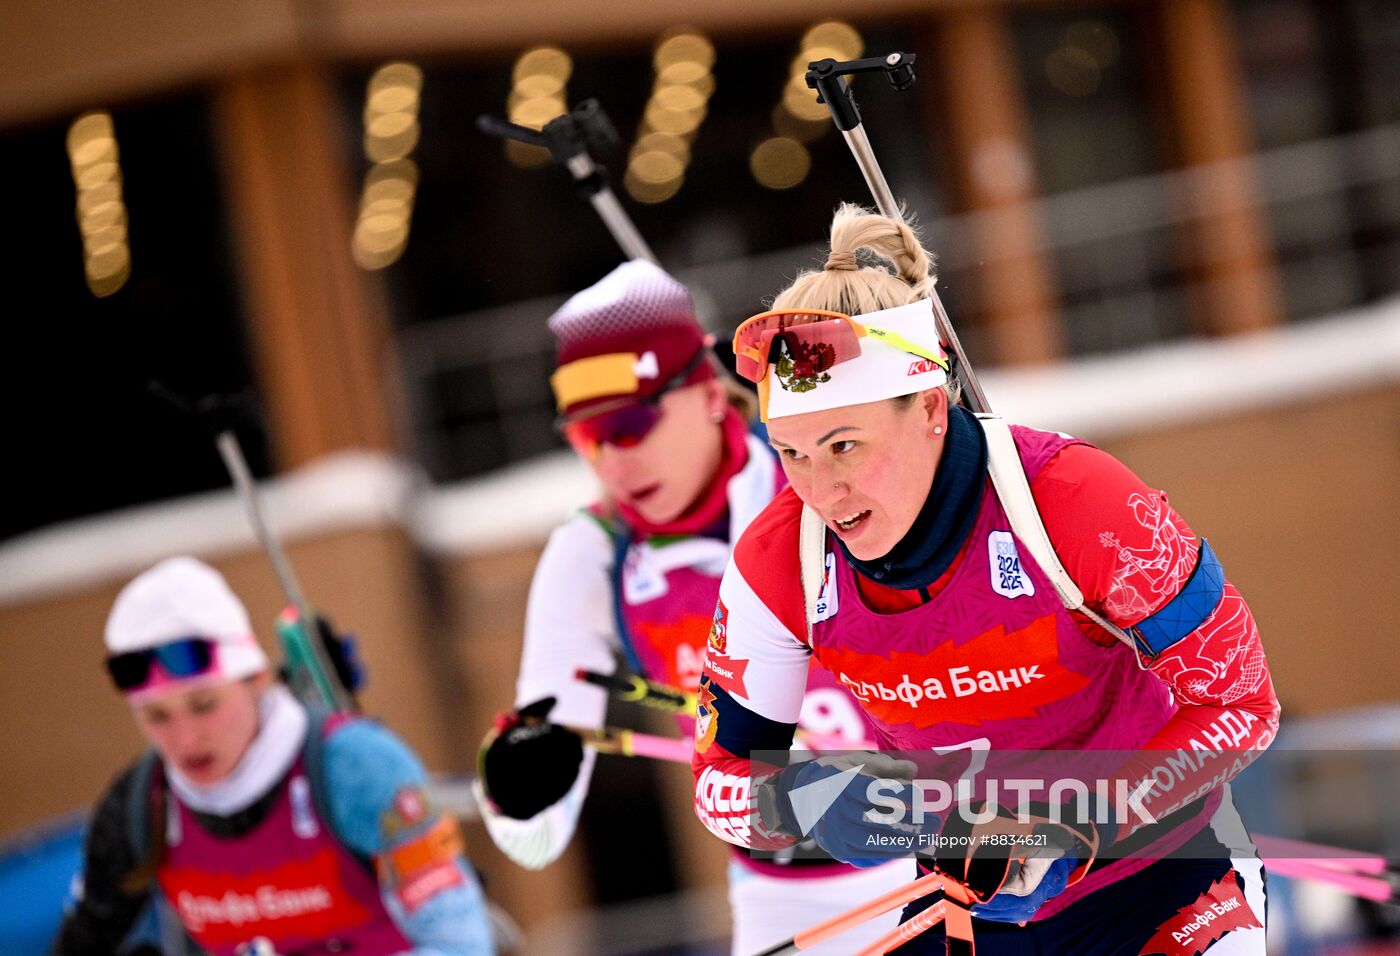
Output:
[
  {"xmin": 805, "ymin": 54, "xmax": 913, "ymax": 219},
  {"xmin": 477, "ymin": 101, "xmax": 658, "ymax": 263},
  {"xmin": 576, "ymin": 669, "xmax": 696, "ymax": 713},
  {"xmin": 576, "ymin": 669, "xmax": 882, "ymax": 750},
  {"xmin": 475, "ymin": 113, "xmax": 549, "ymax": 148}
]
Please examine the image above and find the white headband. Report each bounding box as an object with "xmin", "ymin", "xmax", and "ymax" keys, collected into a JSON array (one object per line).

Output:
[{"xmin": 762, "ymin": 297, "xmax": 948, "ymax": 421}]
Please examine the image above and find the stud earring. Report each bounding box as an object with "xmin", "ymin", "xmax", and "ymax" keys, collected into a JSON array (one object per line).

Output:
[{"xmin": 933, "ymin": 424, "xmax": 944, "ymax": 436}]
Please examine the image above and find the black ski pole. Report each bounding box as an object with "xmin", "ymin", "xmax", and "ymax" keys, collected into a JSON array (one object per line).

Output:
[
  {"xmin": 478, "ymin": 99, "xmax": 658, "ymax": 264},
  {"xmin": 805, "ymin": 53, "xmax": 992, "ymax": 415},
  {"xmin": 148, "ymin": 382, "xmax": 357, "ymax": 712}
]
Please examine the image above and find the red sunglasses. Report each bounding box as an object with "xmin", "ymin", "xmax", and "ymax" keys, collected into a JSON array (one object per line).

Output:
[
  {"xmin": 732, "ymin": 308, "xmax": 946, "ymax": 385},
  {"xmin": 558, "ymin": 348, "xmax": 708, "ymax": 459}
]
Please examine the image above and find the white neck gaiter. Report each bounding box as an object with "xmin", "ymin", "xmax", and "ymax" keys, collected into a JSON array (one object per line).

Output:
[{"xmin": 166, "ymin": 684, "xmax": 309, "ymax": 817}]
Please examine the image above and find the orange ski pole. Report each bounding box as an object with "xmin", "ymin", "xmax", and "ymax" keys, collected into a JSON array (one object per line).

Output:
[{"xmin": 750, "ymin": 869, "xmax": 944, "ymax": 955}]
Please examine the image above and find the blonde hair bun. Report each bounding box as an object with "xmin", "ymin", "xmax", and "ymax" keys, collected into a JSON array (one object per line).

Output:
[{"xmin": 773, "ymin": 203, "xmax": 936, "ymax": 316}]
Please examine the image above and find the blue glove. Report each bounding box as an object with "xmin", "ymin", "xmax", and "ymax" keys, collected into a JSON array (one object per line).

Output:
[
  {"xmin": 971, "ymin": 854, "xmax": 1075, "ymax": 923},
  {"xmin": 773, "ymin": 753, "xmax": 931, "ymax": 868}
]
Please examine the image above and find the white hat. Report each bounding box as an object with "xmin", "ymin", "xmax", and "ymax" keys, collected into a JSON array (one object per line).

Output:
[
  {"xmin": 105, "ymin": 556, "xmax": 268, "ymax": 700},
  {"xmin": 762, "ymin": 297, "xmax": 948, "ymax": 420}
]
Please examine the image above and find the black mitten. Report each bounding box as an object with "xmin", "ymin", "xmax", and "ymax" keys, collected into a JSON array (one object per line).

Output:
[{"xmin": 478, "ymin": 697, "xmax": 585, "ymax": 820}]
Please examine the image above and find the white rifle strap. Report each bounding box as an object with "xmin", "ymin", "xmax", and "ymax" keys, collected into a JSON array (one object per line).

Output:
[
  {"xmin": 975, "ymin": 413, "xmax": 1142, "ymax": 656},
  {"xmin": 796, "ymin": 414, "xmax": 1145, "ymax": 660},
  {"xmin": 798, "ymin": 504, "xmax": 828, "ymax": 647}
]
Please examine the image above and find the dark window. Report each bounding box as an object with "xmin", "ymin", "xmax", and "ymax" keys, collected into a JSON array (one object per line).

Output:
[
  {"xmin": 1234, "ymin": 0, "xmax": 1400, "ymax": 316},
  {"xmin": 1009, "ymin": 8, "xmax": 1192, "ymax": 355},
  {"xmin": 3, "ymin": 92, "xmax": 257, "ymax": 541}
]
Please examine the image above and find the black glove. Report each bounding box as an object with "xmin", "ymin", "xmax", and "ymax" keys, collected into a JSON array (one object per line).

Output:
[{"xmin": 478, "ymin": 697, "xmax": 584, "ymax": 820}]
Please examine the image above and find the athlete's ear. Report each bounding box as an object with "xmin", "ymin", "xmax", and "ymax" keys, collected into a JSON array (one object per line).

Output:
[
  {"xmin": 921, "ymin": 387, "xmax": 948, "ymax": 437},
  {"xmin": 703, "ymin": 377, "xmax": 728, "ymax": 420}
]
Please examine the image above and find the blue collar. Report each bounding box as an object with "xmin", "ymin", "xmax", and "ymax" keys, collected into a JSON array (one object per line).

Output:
[{"xmin": 836, "ymin": 406, "xmax": 988, "ymax": 591}]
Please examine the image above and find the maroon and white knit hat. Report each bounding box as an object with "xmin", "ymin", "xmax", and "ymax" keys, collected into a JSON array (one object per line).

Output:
[{"xmin": 548, "ymin": 260, "xmax": 714, "ymax": 419}]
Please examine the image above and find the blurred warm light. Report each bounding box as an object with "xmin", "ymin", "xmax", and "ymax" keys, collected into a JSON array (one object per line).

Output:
[
  {"xmin": 67, "ymin": 110, "xmax": 130, "ymax": 297},
  {"xmin": 370, "ymin": 62, "xmax": 423, "ymax": 94},
  {"xmin": 365, "ymin": 160, "xmax": 418, "ymax": 196},
  {"xmin": 367, "ymin": 111, "xmax": 416, "ymax": 140},
  {"xmin": 633, "ymin": 131, "xmax": 690, "ymax": 162},
  {"xmin": 644, "ymin": 100, "xmax": 707, "ymax": 135},
  {"xmin": 658, "ymin": 60, "xmax": 709, "ymax": 86},
  {"xmin": 356, "ymin": 64, "xmax": 424, "ymax": 269},
  {"xmin": 75, "ymin": 161, "xmax": 120, "ymax": 191},
  {"xmin": 353, "ymin": 211, "xmax": 411, "ymax": 267},
  {"xmin": 77, "ymin": 181, "xmax": 120, "ymax": 212},
  {"xmin": 630, "ymin": 150, "xmax": 685, "ymax": 185},
  {"xmin": 624, "ymin": 166, "xmax": 683, "ymax": 204},
  {"xmin": 513, "ymin": 47, "xmax": 572, "ymax": 85},
  {"xmin": 654, "ymin": 32, "xmax": 715, "ymax": 72},
  {"xmin": 83, "ymin": 224, "xmax": 127, "ymax": 252},
  {"xmin": 84, "ymin": 256, "xmax": 130, "ymax": 297},
  {"xmin": 626, "ymin": 29, "xmax": 716, "ymax": 204},
  {"xmin": 507, "ymin": 88, "xmax": 568, "ymax": 117},
  {"xmin": 66, "ymin": 113, "xmax": 114, "ymax": 156},
  {"xmin": 505, "ymin": 140, "xmax": 551, "ymax": 169},
  {"xmin": 509, "ymin": 94, "xmax": 567, "ymax": 129},
  {"xmin": 368, "ymin": 84, "xmax": 419, "ymax": 115},
  {"xmin": 652, "ymin": 84, "xmax": 707, "ymax": 114},
  {"xmin": 505, "ymin": 46, "xmax": 573, "ymax": 168},
  {"xmin": 79, "ymin": 202, "xmax": 124, "ymax": 232},
  {"xmin": 69, "ymin": 136, "xmax": 117, "ymax": 169},
  {"xmin": 772, "ymin": 104, "xmax": 827, "ymax": 143},
  {"xmin": 750, "ymin": 136, "xmax": 811, "ymax": 190},
  {"xmin": 85, "ymin": 245, "xmax": 129, "ymax": 273},
  {"xmin": 514, "ymin": 73, "xmax": 566, "ymax": 99},
  {"xmin": 360, "ymin": 163, "xmax": 416, "ymax": 197},
  {"xmin": 680, "ymin": 72, "xmax": 717, "ymax": 98},
  {"xmin": 801, "ymin": 21, "xmax": 863, "ymax": 61},
  {"xmin": 782, "ymin": 76, "xmax": 830, "ymax": 122},
  {"xmin": 363, "ymin": 61, "xmax": 424, "ymax": 163},
  {"xmin": 1064, "ymin": 20, "xmax": 1120, "ymax": 68},
  {"xmin": 1046, "ymin": 46, "xmax": 1101, "ymax": 96},
  {"xmin": 365, "ymin": 125, "xmax": 419, "ymax": 164},
  {"xmin": 359, "ymin": 213, "xmax": 405, "ymax": 242}
]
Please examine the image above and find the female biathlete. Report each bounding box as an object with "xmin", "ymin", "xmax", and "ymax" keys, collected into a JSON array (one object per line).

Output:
[
  {"xmin": 691, "ymin": 206, "xmax": 1279, "ymax": 954},
  {"xmin": 53, "ymin": 556, "xmax": 495, "ymax": 956},
  {"xmin": 473, "ymin": 260, "xmax": 908, "ymax": 955}
]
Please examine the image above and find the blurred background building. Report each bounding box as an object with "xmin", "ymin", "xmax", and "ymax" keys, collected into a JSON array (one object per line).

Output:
[{"xmin": 2, "ymin": 0, "xmax": 1399, "ymax": 953}]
